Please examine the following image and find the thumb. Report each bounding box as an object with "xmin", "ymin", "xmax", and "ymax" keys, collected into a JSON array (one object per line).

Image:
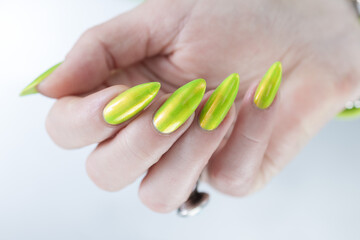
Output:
[{"xmin": 25, "ymin": 1, "xmax": 160, "ymax": 98}]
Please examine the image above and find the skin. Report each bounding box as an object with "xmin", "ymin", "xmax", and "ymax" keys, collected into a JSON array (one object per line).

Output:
[{"xmin": 32, "ymin": 0, "xmax": 360, "ymax": 212}]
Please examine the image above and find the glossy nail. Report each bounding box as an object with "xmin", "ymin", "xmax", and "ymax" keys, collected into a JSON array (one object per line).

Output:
[
  {"xmin": 103, "ymin": 82, "xmax": 161, "ymax": 125},
  {"xmin": 337, "ymin": 100, "xmax": 360, "ymax": 119},
  {"xmin": 337, "ymin": 108, "xmax": 360, "ymax": 119},
  {"xmin": 153, "ymin": 79, "xmax": 206, "ymax": 134},
  {"xmin": 20, "ymin": 62, "xmax": 62, "ymax": 96},
  {"xmin": 254, "ymin": 62, "xmax": 282, "ymax": 109},
  {"xmin": 199, "ymin": 73, "xmax": 240, "ymax": 130}
]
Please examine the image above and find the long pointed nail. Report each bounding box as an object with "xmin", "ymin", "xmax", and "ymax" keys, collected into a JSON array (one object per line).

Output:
[
  {"xmin": 20, "ymin": 62, "xmax": 62, "ymax": 96},
  {"xmin": 103, "ymin": 82, "xmax": 161, "ymax": 125},
  {"xmin": 337, "ymin": 100, "xmax": 360, "ymax": 119},
  {"xmin": 199, "ymin": 73, "xmax": 240, "ymax": 130},
  {"xmin": 254, "ymin": 62, "xmax": 282, "ymax": 109},
  {"xmin": 153, "ymin": 79, "xmax": 206, "ymax": 134}
]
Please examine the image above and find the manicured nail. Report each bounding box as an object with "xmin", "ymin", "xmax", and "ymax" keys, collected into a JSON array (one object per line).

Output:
[
  {"xmin": 153, "ymin": 79, "xmax": 206, "ymax": 134},
  {"xmin": 254, "ymin": 62, "xmax": 282, "ymax": 109},
  {"xmin": 337, "ymin": 108, "xmax": 360, "ymax": 119},
  {"xmin": 337, "ymin": 100, "xmax": 360, "ymax": 119},
  {"xmin": 103, "ymin": 82, "xmax": 161, "ymax": 125},
  {"xmin": 199, "ymin": 73, "xmax": 240, "ymax": 131},
  {"xmin": 20, "ymin": 62, "xmax": 62, "ymax": 96}
]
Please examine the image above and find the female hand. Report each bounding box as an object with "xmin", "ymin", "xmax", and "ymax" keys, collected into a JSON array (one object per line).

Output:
[{"xmin": 21, "ymin": 0, "xmax": 360, "ymax": 212}]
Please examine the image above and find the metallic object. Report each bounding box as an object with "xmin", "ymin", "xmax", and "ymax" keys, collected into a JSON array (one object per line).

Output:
[{"xmin": 177, "ymin": 181, "xmax": 210, "ymax": 217}]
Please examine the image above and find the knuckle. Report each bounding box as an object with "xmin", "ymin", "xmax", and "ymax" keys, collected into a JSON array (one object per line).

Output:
[
  {"xmin": 239, "ymin": 132, "xmax": 261, "ymax": 145},
  {"xmin": 121, "ymin": 131, "xmax": 153, "ymax": 163},
  {"xmin": 81, "ymin": 26, "xmax": 100, "ymax": 42}
]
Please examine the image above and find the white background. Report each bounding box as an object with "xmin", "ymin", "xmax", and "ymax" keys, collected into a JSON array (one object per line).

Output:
[{"xmin": 0, "ymin": 0, "xmax": 360, "ymax": 239}]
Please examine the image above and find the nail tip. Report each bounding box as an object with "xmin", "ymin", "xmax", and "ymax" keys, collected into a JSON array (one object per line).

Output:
[
  {"xmin": 230, "ymin": 72, "xmax": 240, "ymax": 80},
  {"xmin": 195, "ymin": 77, "xmax": 206, "ymax": 84},
  {"xmin": 146, "ymin": 82, "xmax": 161, "ymax": 95},
  {"xmin": 19, "ymin": 90, "xmax": 28, "ymax": 97},
  {"xmin": 196, "ymin": 78, "xmax": 207, "ymax": 89},
  {"xmin": 19, "ymin": 86, "xmax": 38, "ymax": 97},
  {"xmin": 149, "ymin": 81, "xmax": 161, "ymax": 87},
  {"xmin": 273, "ymin": 61, "xmax": 283, "ymax": 74},
  {"xmin": 20, "ymin": 62, "xmax": 62, "ymax": 97},
  {"xmin": 154, "ymin": 82, "xmax": 161, "ymax": 92}
]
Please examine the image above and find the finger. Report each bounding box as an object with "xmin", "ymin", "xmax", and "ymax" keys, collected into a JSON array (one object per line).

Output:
[
  {"xmin": 37, "ymin": 2, "xmax": 154, "ymax": 98},
  {"xmin": 86, "ymin": 95, "xmax": 195, "ymax": 192},
  {"xmin": 46, "ymin": 82, "xmax": 160, "ymax": 149},
  {"xmin": 45, "ymin": 85, "xmax": 126, "ymax": 149},
  {"xmin": 139, "ymin": 97, "xmax": 236, "ymax": 213},
  {"xmin": 36, "ymin": 0, "xmax": 196, "ymax": 98},
  {"xmin": 207, "ymin": 63, "xmax": 282, "ymax": 196}
]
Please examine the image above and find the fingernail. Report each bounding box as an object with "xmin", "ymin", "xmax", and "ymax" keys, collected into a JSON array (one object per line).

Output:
[
  {"xmin": 153, "ymin": 79, "xmax": 206, "ymax": 134},
  {"xmin": 254, "ymin": 62, "xmax": 282, "ymax": 109},
  {"xmin": 199, "ymin": 73, "xmax": 239, "ymax": 131},
  {"xmin": 103, "ymin": 82, "xmax": 161, "ymax": 125},
  {"xmin": 19, "ymin": 62, "xmax": 62, "ymax": 96}
]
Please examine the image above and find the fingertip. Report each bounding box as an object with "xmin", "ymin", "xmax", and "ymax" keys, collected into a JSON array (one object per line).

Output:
[
  {"xmin": 86, "ymin": 153, "xmax": 121, "ymax": 192},
  {"xmin": 138, "ymin": 184, "xmax": 176, "ymax": 213},
  {"xmin": 20, "ymin": 62, "xmax": 62, "ymax": 97},
  {"xmin": 37, "ymin": 61, "xmax": 72, "ymax": 98}
]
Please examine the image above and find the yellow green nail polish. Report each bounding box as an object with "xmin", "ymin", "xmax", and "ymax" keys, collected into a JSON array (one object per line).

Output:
[
  {"xmin": 153, "ymin": 79, "xmax": 206, "ymax": 134},
  {"xmin": 254, "ymin": 62, "xmax": 282, "ymax": 109},
  {"xmin": 337, "ymin": 104, "xmax": 360, "ymax": 119},
  {"xmin": 103, "ymin": 82, "xmax": 161, "ymax": 125},
  {"xmin": 199, "ymin": 73, "xmax": 240, "ymax": 130},
  {"xmin": 20, "ymin": 62, "xmax": 62, "ymax": 96}
]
